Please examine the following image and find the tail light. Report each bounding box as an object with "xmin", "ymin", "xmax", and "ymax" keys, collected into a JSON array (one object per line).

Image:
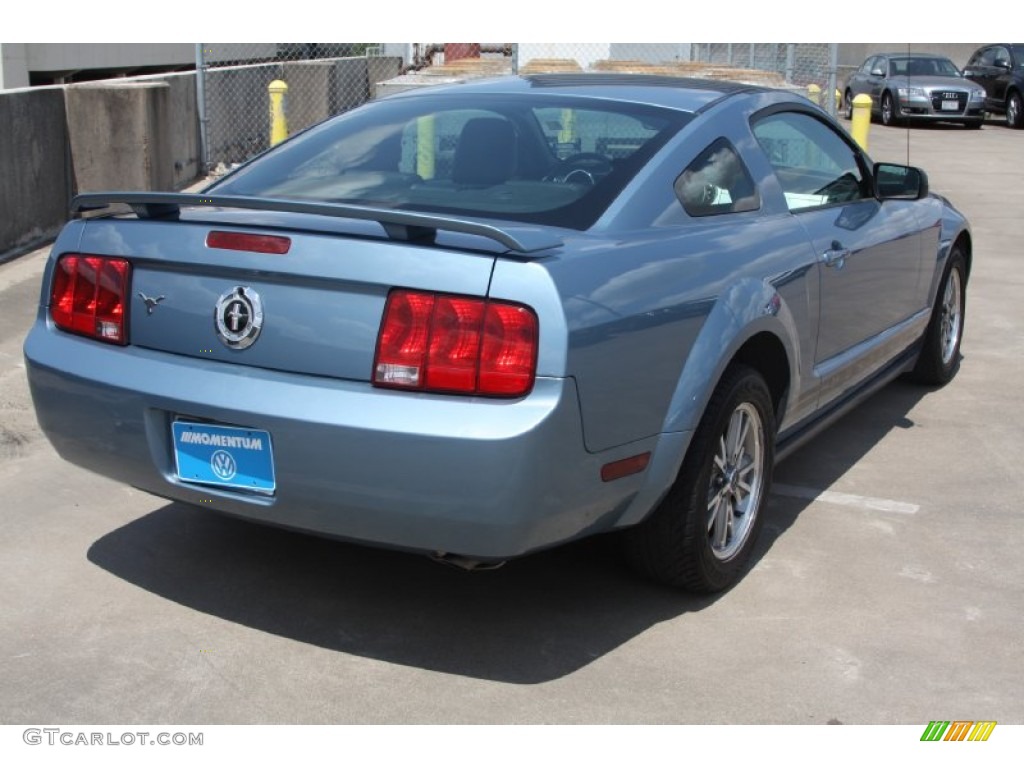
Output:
[
  {"xmin": 374, "ymin": 289, "xmax": 538, "ymax": 397},
  {"xmin": 50, "ymin": 254, "xmax": 131, "ymax": 345}
]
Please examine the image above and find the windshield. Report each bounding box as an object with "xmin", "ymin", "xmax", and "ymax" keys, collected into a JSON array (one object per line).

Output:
[
  {"xmin": 211, "ymin": 93, "xmax": 690, "ymax": 230},
  {"xmin": 889, "ymin": 57, "xmax": 961, "ymax": 78}
]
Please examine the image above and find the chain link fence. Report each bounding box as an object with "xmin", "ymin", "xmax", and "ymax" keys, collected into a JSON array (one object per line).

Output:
[
  {"xmin": 197, "ymin": 43, "xmax": 402, "ymax": 172},
  {"xmin": 196, "ymin": 43, "xmax": 840, "ymax": 172},
  {"xmin": 691, "ymin": 43, "xmax": 840, "ymax": 114}
]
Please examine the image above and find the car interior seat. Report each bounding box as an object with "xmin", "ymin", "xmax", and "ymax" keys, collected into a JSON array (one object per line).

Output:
[{"xmin": 451, "ymin": 117, "xmax": 518, "ymax": 186}]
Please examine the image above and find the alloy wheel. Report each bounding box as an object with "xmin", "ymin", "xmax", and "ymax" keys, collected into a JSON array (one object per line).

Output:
[
  {"xmin": 940, "ymin": 266, "xmax": 963, "ymax": 366},
  {"xmin": 882, "ymin": 94, "xmax": 894, "ymax": 125},
  {"xmin": 706, "ymin": 402, "xmax": 765, "ymax": 561}
]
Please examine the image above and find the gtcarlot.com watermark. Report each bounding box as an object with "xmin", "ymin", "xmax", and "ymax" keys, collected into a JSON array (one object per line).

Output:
[{"xmin": 23, "ymin": 728, "xmax": 203, "ymax": 747}]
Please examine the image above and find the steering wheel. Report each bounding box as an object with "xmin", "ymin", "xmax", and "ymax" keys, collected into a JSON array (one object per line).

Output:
[{"xmin": 546, "ymin": 153, "xmax": 614, "ymax": 186}]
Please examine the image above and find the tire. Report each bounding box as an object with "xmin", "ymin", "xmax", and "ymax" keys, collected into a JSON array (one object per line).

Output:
[
  {"xmin": 844, "ymin": 90, "xmax": 854, "ymax": 120},
  {"xmin": 624, "ymin": 365, "xmax": 775, "ymax": 593},
  {"xmin": 881, "ymin": 91, "xmax": 899, "ymax": 127},
  {"xmin": 911, "ymin": 248, "xmax": 967, "ymax": 385},
  {"xmin": 1007, "ymin": 91, "xmax": 1023, "ymax": 129}
]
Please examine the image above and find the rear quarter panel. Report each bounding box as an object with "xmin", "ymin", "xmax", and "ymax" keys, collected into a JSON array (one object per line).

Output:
[{"xmin": 526, "ymin": 219, "xmax": 817, "ymax": 455}]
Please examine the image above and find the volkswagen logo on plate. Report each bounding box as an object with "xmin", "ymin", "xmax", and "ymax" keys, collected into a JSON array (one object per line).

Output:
[
  {"xmin": 210, "ymin": 449, "xmax": 237, "ymax": 481},
  {"xmin": 215, "ymin": 286, "xmax": 264, "ymax": 349}
]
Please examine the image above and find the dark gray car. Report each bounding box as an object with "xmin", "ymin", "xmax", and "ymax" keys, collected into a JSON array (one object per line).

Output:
[
  {"xmin": 844, "ymin": 53, "xmax": 986, "ymax": 128},
  {"xmin": 963, "ymin": 44, "xmax": 1024, "ymax": 128}
]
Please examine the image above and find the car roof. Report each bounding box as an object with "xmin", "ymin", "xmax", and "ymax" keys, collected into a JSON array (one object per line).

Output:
[{"xmin": 381, "ymin": 73, "xmax": 769, "ymax": 114}]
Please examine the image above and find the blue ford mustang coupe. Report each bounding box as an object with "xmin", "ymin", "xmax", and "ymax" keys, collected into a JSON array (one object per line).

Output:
[{"xmin": 24, "ymin": 74, "xmax": 970, "ymax": 592}]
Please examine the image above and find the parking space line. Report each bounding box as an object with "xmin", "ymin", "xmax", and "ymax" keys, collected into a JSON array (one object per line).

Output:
[{"xmin": 772, "ymin": 483, "xmax": 919, "ymax": 514}]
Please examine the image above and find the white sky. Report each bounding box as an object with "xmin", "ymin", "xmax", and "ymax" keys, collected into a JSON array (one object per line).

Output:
[{"xmin": 3, "ymin": 3, "xmax": 1007, "ymax": 43}]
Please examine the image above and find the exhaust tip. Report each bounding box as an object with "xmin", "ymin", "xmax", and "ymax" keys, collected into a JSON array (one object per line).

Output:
[{"xmin": 430, "ymin": 551, "xmax": 507, "ymax": 572}]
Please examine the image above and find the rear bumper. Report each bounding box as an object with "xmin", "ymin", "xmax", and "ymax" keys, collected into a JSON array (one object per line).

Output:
[{"xmin": 25, "ymin": 325, "xmax": 655, "ymax": 559}]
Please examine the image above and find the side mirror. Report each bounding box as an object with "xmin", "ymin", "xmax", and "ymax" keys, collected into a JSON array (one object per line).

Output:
[
  {"xmin": 993, "ymin": 58, "xmax": 1011, "ymax": 70},
  {"xmin": 870, "ymin": 67, "xmax": 885, "ymax": 77},
  {"xmin": 874, "ymin": 163, "xmax": 929, "ymax": 200}
]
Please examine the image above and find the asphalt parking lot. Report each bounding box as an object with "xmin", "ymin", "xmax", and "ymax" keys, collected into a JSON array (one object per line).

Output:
[{"xmin": 1, "ymin": 116, "xmax": 1022, "ymax": 725}]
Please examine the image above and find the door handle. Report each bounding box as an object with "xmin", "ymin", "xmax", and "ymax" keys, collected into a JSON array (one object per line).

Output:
[{"xmin": 822, "ymin": 245, "xmax": 850, "ymax": 269}]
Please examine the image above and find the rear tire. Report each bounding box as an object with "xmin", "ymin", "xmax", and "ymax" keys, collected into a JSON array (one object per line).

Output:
[
  {"xmin": 624, "ymin": 366, "xmax": 775, "ymax": 593},
  {"xmin": 844, "ymin": 90, "xmax": 854, "ymax": 120},
  {"xmin": 911, "ymin": 248, "xmax": 966, "ymax": 385},
  {"xmin": 1007, "ymin": 91, "xmax": 1023, "ymax": 129}
]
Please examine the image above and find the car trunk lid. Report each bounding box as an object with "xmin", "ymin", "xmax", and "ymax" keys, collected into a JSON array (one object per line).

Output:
[{"xmin": 72, "ymin": 201, "xmax": 556, "ymax": 382}]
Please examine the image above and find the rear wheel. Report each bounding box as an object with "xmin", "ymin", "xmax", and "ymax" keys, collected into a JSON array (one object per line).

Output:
[
  {"xmin": 912, "ymin": 248, "xmax": 966, "ymax": 385},
  {"xmin": 1008, "ymin": 91, "xmax": 1023, "ymax": 129},
  {"xmin": 624, "ymin": 366, "xmax": 775, "ymax": 593},
  {"xmin": 844, "ymin": 90, "xmax": 854, "ymax": 120}
]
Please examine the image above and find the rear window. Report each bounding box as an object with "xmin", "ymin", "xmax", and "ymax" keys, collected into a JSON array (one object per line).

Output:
[{"xmin": 211, "ymin": 93, "xmax": 689, "ymax": 230}]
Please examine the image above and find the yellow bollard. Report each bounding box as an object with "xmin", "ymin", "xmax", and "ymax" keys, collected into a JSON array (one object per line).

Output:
[
  {"xmin": 807, "ymin": 84, "xmax": 821, "ymax": 106},
  {"xmin": 559, "ymin": 108, "xmax": 576, "ymax": 146},
  {"xmin": 850, "ymin": 94, "xmax": 872, "ymax": 151},
  {"xmin": 268, "ymin": 80, "xmax": 288, "ymax": 146},
  {"xmin": 416, "ymin": 115, "xmax": 436, "ymax": 179},
  {"xmin": 835, "ymin": 88, "xmax": 842, "ymax": 113}
]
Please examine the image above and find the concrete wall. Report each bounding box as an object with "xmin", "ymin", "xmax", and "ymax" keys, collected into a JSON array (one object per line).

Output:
[
  {"xmin": 368, "ymin": 57, "xmax": 403, "ymax": 99},
  {"xmin": 1, "ymin": 75, "xmax": 198, "ymax": 256},
  {"xmin": 331, "ymin": 57, "xmax": 371, "ymax": 112},
  {"xmin": 63, "ymin": 72, "xmax": 200, "ymax": 193},
  {"xmin": 0, "ymin": 44, "xmax": 30, "ymax": 90},
  {"xmin": 0, "ymin": 87, "xmax": 71, "ymax": 256},
  {"xmin": 162, "ymin": 73, "xmax": 201, "ymax": 188},
  {"xmin": 0, "ymin": 55, "xmax": 401, "ymax": 257},
  {"xmin": 64, "ymin": 82, "xmax": 175, "ymax": 192},
  {"xmin": 281, "ymin": 61, "xmax": 344, "ymax": 135},
  {"xmin": 277, "ymin": 58, "xmax": 378, "ymax": 133}
]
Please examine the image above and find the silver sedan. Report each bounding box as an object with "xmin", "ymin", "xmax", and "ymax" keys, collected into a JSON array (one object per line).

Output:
[{"xmin": 844, "ymin": 53, "xmax": 986, "ymax": 128}]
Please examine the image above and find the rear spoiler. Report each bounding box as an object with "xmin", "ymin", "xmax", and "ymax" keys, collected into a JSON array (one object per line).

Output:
[{"xmin": 72, "ymin": 192, "xmax": 563, "ymax": 256}]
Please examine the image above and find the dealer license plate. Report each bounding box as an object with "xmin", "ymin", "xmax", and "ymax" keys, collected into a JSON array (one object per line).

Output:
[{"xmin": 172, "ymin": 421, "xmax": 276, "ymax": 493}]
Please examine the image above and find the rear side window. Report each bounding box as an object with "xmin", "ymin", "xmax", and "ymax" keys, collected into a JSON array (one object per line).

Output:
[
  {"xmin": 212, "ymin": 94, "xmax": 689, "ymax": 231},
  {"xmin": 752, "ymin": 112, "xmax": 869, "ymax": 211},
  {"xmin": 675, "ymin": 138, "xmax": 759, "ymax": 217}
]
